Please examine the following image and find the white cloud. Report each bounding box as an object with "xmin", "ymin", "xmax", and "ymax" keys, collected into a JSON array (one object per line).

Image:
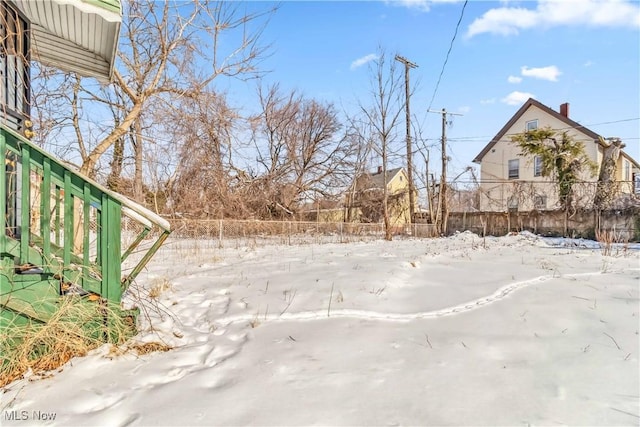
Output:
[
  {"xmin": 501, "ymin": 91, "xmax": 535, "ymax": 106},
  {"xmin": 393, "ymin": 0, "xmax": 432, "ymax": 11},
  {"xmin": 583, "ymin": 60, "xmax": 594, "ymax": 67},
  {"xmin": 385, "ymin": 0, "xmax": 461, "ymax": 12},
  {"xmin": 480, "ymin": 98, "xmax": 496, "ymax": 105},
  {"xmin": 350, "ymin": 54, "xmax": 378, "ymax": 70},
  {"xmin": 458, "ymin": 106, "xmax": 471, "ymax": 113},
  {"xmin": 507, "ymin": 75, "xmax": 522, "ymax": 84},
  {"xmin": 467, "ymin": 0, "xmax": 640, "ymax": 38},
  {"xmin": 521, "ymin": 65, "xmax": 562, "ymax": 81},
  {"xmin": 467, "ymin": 7, "xmax": 537, "ymax": 36}
]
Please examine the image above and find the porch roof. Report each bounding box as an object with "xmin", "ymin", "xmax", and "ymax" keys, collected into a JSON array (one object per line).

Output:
[{"xmin": 14, "ymin": 0, "xmax": 121, "ymax": 81}]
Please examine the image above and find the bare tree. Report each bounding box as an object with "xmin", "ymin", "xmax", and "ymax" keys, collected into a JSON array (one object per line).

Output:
[
  {"xmin": 343, "ymin": 116, "xmax": 374, "ymax": 222},
  {"xmin": 358, "ymin": 50, "xmax": 404, "ymax": 240},
  {"xmin": 412, "ymin": 119, "xmax": 439, "ymax": 222},
  {"xmin": 33, "ymin": 0, "xmax": 276, "ymax": 183},
  {"xmin": 248, "ymin": 84, "xmax": 355, "ymax": 219},
  {"xmin": 250, "ymin": 85, "xmax": 298, "ymax": 217},
  {"xmin": 162, "ymin": 90, "xmax": 242, "ymax": 218}
]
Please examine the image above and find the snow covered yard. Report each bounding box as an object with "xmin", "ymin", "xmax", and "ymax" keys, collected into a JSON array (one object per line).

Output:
[{"xmin": 2, "ymin": 232, "xmax": 639, "ymax": 426}]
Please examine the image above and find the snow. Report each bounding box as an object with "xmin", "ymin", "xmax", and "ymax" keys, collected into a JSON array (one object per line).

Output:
[{"xmin": 2, "ymin": 232, "xmax": 639, "ymax": 426}]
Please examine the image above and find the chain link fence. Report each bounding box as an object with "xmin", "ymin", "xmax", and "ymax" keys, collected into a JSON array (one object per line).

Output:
[{"xmin": 162, "ymin": 219, "xmax": 438, "ymax": 247}]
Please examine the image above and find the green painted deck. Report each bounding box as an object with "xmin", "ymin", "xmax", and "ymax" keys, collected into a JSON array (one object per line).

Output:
[{"xmin": 0, "ymin": 124, "xmax": 170, "ymax": 332}]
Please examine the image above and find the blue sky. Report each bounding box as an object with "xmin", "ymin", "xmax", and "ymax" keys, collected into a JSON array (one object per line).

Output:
[{"xmin": 224, "ymin": 0, "xmax": 640, "ymax": 179}]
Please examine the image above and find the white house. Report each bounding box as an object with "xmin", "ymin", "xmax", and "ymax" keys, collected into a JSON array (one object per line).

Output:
[{"xmin": 473, "ymin": 98, "xmax": 640, "ymax": 212}]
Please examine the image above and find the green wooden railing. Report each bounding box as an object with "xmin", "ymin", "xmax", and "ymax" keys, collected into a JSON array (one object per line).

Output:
[{"xmin": 0, "ymin": 124, "xmax": 170, "ymax": 323}]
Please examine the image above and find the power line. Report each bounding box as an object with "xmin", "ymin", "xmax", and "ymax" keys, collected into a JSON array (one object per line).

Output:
[
  {"xmin": 436, "ymin": 117, "xmax": 640, "ymax": 144},
  {"xmin": 426, "ymin": 0, "xmax": 468, "ymax": 113},
  {"xmin": 29, "ymin": 104, "xmax": 640, "ymax": 173}
]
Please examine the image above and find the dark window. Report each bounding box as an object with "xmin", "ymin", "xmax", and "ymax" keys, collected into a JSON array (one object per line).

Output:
[
  {"xmin": 508, "ymin": 159, "xmax": 519, "ymax": 179},
  {"xmin": 1, "ymin": 2, "xmax": 30, "ymax": 132},
  {"xmin": 534, "ymin": 195, "xmax": 547, "ymax": 210}
]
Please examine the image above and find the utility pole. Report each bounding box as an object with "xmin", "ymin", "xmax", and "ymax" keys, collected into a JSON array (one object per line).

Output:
[
  {"xmin": 427, "ymin": 108, "xmax": 462, "ymax": 235},
  {"xmin": 395, "ymin": 54, "xmax": 418, "ymax": 223}
]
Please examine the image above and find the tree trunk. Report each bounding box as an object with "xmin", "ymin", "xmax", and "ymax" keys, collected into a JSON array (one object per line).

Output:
[
  {"xmin": 133, "ymin": 120, "xmax": 144, "ymax": 203},
  {"xmin": 79, "ymin": 98, "xmax": 144, "ymax": 178},
  {"xmin": 106, "ymin": 136, "xmax": 125, "ymax": 191},
  {"xmin": 594, "ymin": 138, "xmax": 623, "ymax": 210}
]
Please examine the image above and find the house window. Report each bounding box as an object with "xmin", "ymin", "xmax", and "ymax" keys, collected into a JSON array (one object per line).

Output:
[
  {"xmin": 507, "ymin": 196, "xmax": 518, "ymax": 212},
  {"xmin": 0, "ymin": 2, "xmax": 31, "ymax": 132},
  {"xmin": 526, "ymin": 120, "xmax": 538, "ymax": 132},
  {"xmin": 534, "ymin": 155, "xmax": 543, "ymax": 177},
  {"xmin": 623, "ymin": 159, "xmax": 631, "ymax": 181},
  {"xmin": 634, "ymin": 173, "xmax": 640, "ymax": 195},
  {"xmin": 508, "ymin": 159, "xmax": 519, "ymax": 179},
  {"xmin": 534, "ymin": 195, "xmax": 547, "ymax": 210}
]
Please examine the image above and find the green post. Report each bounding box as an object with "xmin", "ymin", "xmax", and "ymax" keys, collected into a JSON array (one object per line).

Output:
[
  {"xmin": 82, "ymin": 182, "xmax": 91, "ymax": 285},
  {"xmin": 54, "ymin": 186, "xmax": 61, "ymax": 246},
  {"xmin": 20, "ymin": 144, "xmax": 31, "ymax": 262},
  {"xmin": 95, "ymin": 208, "xmax": 102, "ymax": 264},
  {"xmin": 63, "ymin": 172, "xmax": 73, "ymax": 266},
  {"xmin": 101, "ymin": 195, "xmax": 121, "ymax": 301},
  {"xmin": 41, "ymin": 158, "xmax": 51, "ymax": 260},
  {"xmin": 0, "ymin": 133, "xmax": 6, "ymax": 255}
]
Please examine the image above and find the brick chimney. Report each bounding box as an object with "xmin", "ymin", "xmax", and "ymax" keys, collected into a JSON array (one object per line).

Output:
[
  {"xmin": 377, "ymin": 165, "xmax": 382, "ymax": 174},
  {"xmin": 559, "ymin": 102, "xmax": 569, "ymax": 118}
]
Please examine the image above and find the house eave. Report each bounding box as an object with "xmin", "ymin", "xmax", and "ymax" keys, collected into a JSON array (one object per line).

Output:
[
  {"xmin": 622, "ymin": 151, "xmax": 640, "ymax": 170},
  {"xmin": 473, "ymin": 98, "xmax": 603, "ymax": 163},
  {"xmin": 14, "ymin": 0, "xmax": 122, "ymax": 82}
]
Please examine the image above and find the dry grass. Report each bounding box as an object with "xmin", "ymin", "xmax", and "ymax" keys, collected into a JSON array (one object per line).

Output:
[
  {"xmin": 107, "ymin": 341, "xmax": 173, "ymax": 358},
  {"xmin": 0, "ymin": 296, "xmax": 135, "ymax": 387},
  {"xmin": 128, "ymin": 341, "xmax": 172, "ymax": 355},
  {"xmin": 148, "ymin": 277, "xmax": 173, "ymax": 299},
  {"xmin": 595, "ymin": 228, "xmax": 629, "ymax": 257}
]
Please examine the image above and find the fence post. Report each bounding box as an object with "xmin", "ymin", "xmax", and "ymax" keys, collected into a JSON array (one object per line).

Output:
[{"xmin": 219, "ymin": 219, "xmax": 223, "ymax": 242}]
